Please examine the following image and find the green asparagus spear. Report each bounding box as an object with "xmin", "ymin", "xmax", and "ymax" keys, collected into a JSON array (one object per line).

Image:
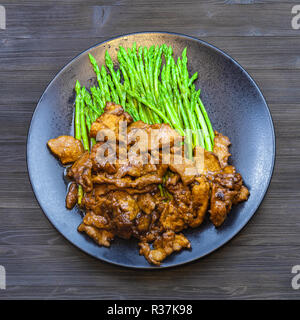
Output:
[
  {"xmin": 82, "ymin": 87, "xmax": 101, "ymax": 116},
  {"xmin": 80, "ymin": 88, "xmax": 90, "ymax": 151},
  {"xmin": 75, "ymin": 81, "xmax": 82, "ymax": 141},
  {"xmin": 100, "ymin": 65, "xmax": 111, "ymax": 102},
  {"xmin": 87, "ymin": 44, "xmax": 215, "ymax": 152},
  {"xmin": 188, "ymin": 72, "xmax": 198, "ymax": 87},
  {"xmin": 198, "ymin": 97, "xmax": 215, "ymax": 146},
  {"xmin": 126, "ymin": 89, "xmax": 172, "ymax": 126},
  {"xmin": 105, "ymin": 51, "xmax": 125, "ymax": 106},
  {"xmin": 74, "ymin": 81, "xmax": 83, "ymax": 205},
  {"xmin": 88, "ymin": 54, "xmax": 106, "ymax": 105},
  {"xmin": 90, "ymin": 86, "xmax": 104, "ymax": 113},
  {"xmin": 107, "ymin": 74, "xmax": 120, "ymax": 104}
]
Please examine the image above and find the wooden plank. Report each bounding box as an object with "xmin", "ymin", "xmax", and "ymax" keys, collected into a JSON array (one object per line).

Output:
[
  {"xmin": 0, "ymin": 245, "xmax": 300, "ymax": 299},
  {"xmin": 1, "ymin": 36, "xmax": 300, "ymax": 71},
  {"xmin": 0, "ymin": 0, "xmax": 300, "ymax": 300},
  {"xmin": 1, "ymin": 69, "xmax": 300, "ymax": 105},
  {"xmin": 0, "ymin": 2, "xmax": 299, "ymax": 39},
  {"xmin": 3, "ymin": 0, "xmax": 300, "ymax": 5}
]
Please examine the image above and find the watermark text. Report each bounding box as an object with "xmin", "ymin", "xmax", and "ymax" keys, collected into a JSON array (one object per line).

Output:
[
  {"xmin": 0, "ymin": 5, "xmax": 5, "ymax": 30},
  {"xmin": 291, "ymin": 265, "xmax": 300, "ymax": 290},
  {"xmin": 0, "ymin": 265, "xmax": 6, "ymax": 290},
  {"xmin": 292, "ymin": 5, "xmax": 300, "ymax": 30},
  {"xmin": 94, "ymin": 121, "xmax": 205, "ymax": 176}
]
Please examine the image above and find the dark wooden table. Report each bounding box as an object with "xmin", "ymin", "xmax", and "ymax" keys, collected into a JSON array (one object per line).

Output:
[{"xmin": 0, "ymin": 0, "xmax": 299, "ymax": 300}]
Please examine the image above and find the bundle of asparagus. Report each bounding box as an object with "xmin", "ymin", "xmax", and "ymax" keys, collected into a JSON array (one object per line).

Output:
[{"xmin": 74, "ymin": 43, "xmax": 214, "ymax": 158}]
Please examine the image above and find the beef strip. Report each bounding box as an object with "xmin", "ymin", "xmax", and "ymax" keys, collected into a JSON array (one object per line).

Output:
[
  {"xmin": 168, "ymin": 153, "xmax": 198, "ymax": 185},
  {"xmin": 139, "ymin": 231, "xmax": 191, "ymax": 266},
  {"xmin": 90, "ymin": 102, "xmax": 133, "ymax": 139},
  {"xmin": 48, "ymin": 103, "xmax": 249, "ymax": 265},
  {"xmin": 161, "ymin": 174, "xmax": 211, "ymax": 231},
  {"xmin": 207, "ymin": 166, "xmax": 249, "ymax": 227},
  {"xmin": 83, "ymin": 211, "xmax": 111, "ymax": 229},
  {"xmin": 92, "ymin": 172, "xmax": 163, "ymax": 189},
  {"xmin": 47, "ymin": 135, "xmax": 84, "ymax": 164},
  {"xmin": 67, "ymin": 151, "xmax": 93, "ymax": 192},
  {"xmin": 78, "ymin": 223, "xmax": 114, "ymax": 247},
  {"xmin": 194, "ymin": 146, "xmax": 221, "ymax": 174},
  {"xmin": 93, "ymin": 183, "xmax": 158, "ymax": 196},
  {"xmin": 213, "ymin": 131, "xmax": 231, "ymax": 168},
  {"xmin": 128, "ymin": 121, "xmax": 182, "ymax": 150},
  {"xmin": 66, "ymin": 182, "xmax": 78, "ymax": 209},
  {"xmin": 137, "ymin": 193, "xmax": 156, "ymax": 215},
  {"xmin": 188, "ymin": 176, "xmax": 210, "ymax": 228}
]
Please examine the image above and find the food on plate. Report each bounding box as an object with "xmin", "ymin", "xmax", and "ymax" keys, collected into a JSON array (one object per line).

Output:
[
  {"xmin": 47, "ymin": 44, "xmax": 249, "ymax": 265},
  {"xmin": 48, "ymin": 102, "xmax": 249, "ymax": 265},
  {"xmin": 47, "ymin": 135, "xmax": 84, "ymax": 164}
]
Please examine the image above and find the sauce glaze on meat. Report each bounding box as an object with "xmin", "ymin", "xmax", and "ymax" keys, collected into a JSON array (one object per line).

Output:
[{"xmin": 47, "ymin": 102, "xmax": 249, "ymax": 265}]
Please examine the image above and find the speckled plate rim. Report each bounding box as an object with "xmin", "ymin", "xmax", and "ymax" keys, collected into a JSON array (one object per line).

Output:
[{"xmin": 26, "ymin": 31, "xmax": 276, "ymax": 269}]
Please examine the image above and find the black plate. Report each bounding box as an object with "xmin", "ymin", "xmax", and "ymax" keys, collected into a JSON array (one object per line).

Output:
[{"xmin": 27, "ymin": 32, "xmax": 275, "ymax": 269}]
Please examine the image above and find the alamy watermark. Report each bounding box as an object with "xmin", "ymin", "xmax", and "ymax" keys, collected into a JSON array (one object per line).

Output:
[
  {"xmin": 0, "ymin": 265, "xmax": 6, "ymax": 290},
  {"xmin": 93, "ymin": 121, "xmax": 205, "ymax": 176},
  {"xmin": 292, "ymin": 5, "xmax": 300, "ymax": 30},
  {"xmin": 0, "ymin": 5, "xmax": 5, "ymax": 30},
  {"xmin": 291, "ymin": 265, "xmax": 300, "ymax": 290}
]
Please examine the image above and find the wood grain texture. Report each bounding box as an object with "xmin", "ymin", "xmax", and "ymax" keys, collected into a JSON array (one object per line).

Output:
[{"xmin": 0, "ymin": 0, "xmax": 300, "ymax": 300}]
